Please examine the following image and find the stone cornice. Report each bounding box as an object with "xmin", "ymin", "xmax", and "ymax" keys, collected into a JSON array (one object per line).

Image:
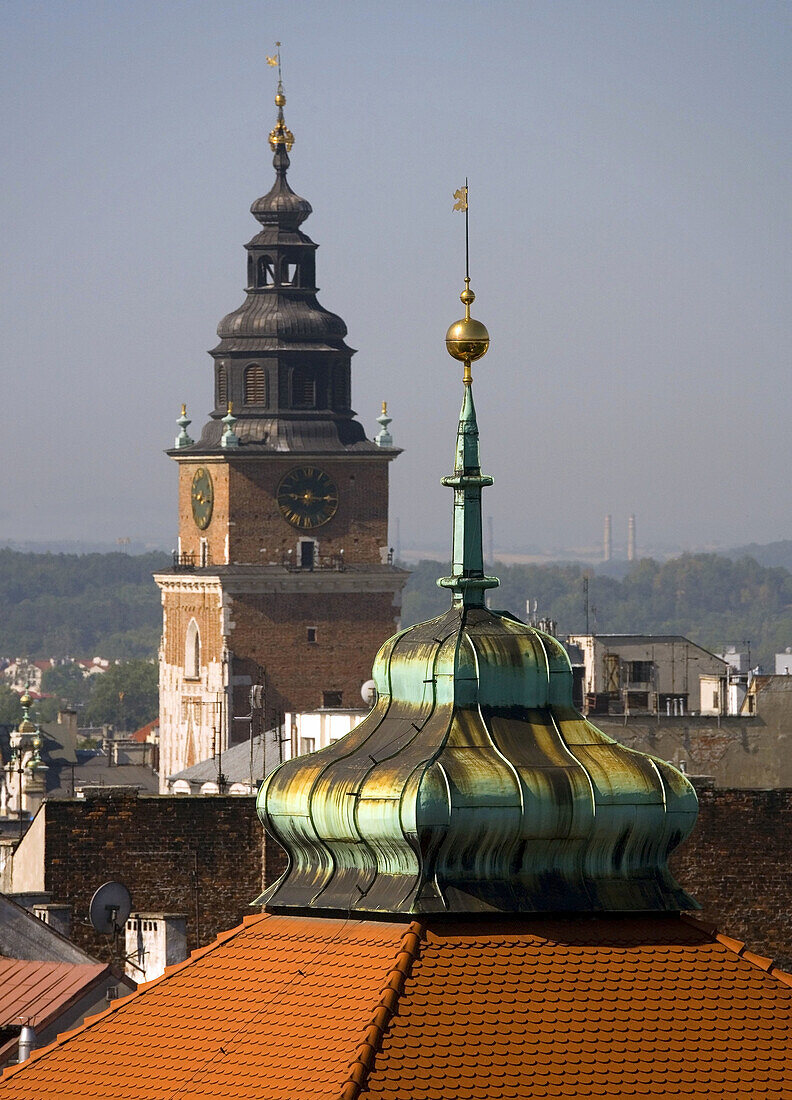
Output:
[{"xmin": 154, "ymin": 565, "xmax": 409, "ymax": 597}]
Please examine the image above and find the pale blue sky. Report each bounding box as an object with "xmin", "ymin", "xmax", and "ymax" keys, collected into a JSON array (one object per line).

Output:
[{"xmin": 2, "ymin": 1, "xmax": 791, "ymax": 557}]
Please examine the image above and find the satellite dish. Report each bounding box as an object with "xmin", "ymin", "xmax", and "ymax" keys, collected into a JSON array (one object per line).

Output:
[
  {"xmin": 88, "ymin": 881, "xmax": 132, "ymax": 935},
  {"xmin": 361, "ymin": 679, "xmax": 378, "ymax": 707}
]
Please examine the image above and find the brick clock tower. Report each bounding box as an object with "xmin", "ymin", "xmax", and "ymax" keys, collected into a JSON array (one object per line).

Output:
[{"xmin": 155, "ymin": 78, "xmax": 407, "ymax": 790}]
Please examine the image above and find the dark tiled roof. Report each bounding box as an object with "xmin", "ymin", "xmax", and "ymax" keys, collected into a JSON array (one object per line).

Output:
[{"xmin": 2, "ymin": 913, "xmax": 792, "ymax": 1098}]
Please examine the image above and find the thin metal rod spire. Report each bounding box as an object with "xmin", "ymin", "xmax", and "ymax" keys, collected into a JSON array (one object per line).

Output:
[{"xmin": 464, "ymin": 176, "xmax": 470, "ymax": 280}]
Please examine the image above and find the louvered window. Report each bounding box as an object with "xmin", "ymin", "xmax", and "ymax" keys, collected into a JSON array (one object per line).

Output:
[
  {"xmin": 244, "ymin": 365, "xmax": 268, "ymax": 405},
  {"xmin": 217, "ymin": 366, "xmax": 228, "ymax": 408},
  {"xmin": 292, "ymin": 369, "xmax": 315, "ymax": 408}
]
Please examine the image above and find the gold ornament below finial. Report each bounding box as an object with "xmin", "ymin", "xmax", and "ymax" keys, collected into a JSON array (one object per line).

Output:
[
  {"xmin": 181, "ymin": 403, "xmax": 187, "ymax": 417},
  {"xmin": 446, "ymin": 278, "xmax": 490, "ymax": 383}
]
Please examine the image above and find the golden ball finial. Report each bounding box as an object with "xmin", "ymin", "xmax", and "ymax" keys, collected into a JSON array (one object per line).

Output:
[
  {"xmin": 446, "ymin": 279, "xmax": 490, "ymax": 366},
  {"xmin": 20, "ymin": 690, "xmax": 32, "ymax": 710}
]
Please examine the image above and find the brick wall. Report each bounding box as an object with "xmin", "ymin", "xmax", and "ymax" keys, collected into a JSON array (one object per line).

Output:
[
  {"xmin": 178, "ymin": 460, "xmax": 230, "ymax": 564},
  {"xmin": 670, "ymin": 785, "xmax": 792, "ymax": 969},
  {"xmin": 226, "ymin": 459, "xmax": 389, "ymax": 565},
  {"xmin": 42, "ymin": 794, "xmax": 263, "ymax": 963},
  {"xmin": 176, "ymin": 456, "xmax": 391, "ymax": 566},
  {"xmin": 229, "ymin": 590, "xmax": 398, "ymax": 721}
]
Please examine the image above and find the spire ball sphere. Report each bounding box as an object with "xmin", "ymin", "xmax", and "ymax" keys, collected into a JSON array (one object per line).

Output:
[{"xmin": 445, "ymin": 316, "xmax": 490, "ymax": 363}]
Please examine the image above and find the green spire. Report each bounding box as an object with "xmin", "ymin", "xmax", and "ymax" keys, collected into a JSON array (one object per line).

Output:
[{"xmin": 437, "ymin": 381, "xmax": 499, "ymax": 606}]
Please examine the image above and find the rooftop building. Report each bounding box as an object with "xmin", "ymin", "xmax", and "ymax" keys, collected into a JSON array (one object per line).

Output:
[{"xmin": 2, "ymin": 70, "xmax": 791, "ymax": 1100}]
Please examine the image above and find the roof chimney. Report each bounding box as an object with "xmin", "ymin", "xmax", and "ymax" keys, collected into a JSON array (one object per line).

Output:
[{"xmin": 18, "ymin": 1024, "xmax": 36, "ymax": 1063}]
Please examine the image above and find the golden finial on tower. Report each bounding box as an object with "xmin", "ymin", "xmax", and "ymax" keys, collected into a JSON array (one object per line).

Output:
[
  {"xmin": 267, "ymin": 42, "xmax": 294, "ymax": 152},
  {"xmin": 445, "ymin": 179, "xmax": 489, "ymax": 384},
  {"xmin": 382, "ymin": 401, "xmax": 388, "ymax": 416}
]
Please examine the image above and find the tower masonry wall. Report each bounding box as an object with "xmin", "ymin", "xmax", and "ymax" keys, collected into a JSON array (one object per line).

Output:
[
  {"xmin": 229, "ymin": 589, "xmax": 398, "ymax": 717},
  {"xmin": 225, "ymin": 458, "xmax": 390, "ymax": 565},
  {"xmin": 158, "ymin": 582, "xmax": 227, "ymax": 790},
  {"xmin": 177, "ymin": 460, "xmax": 230, "ymax": 564}
]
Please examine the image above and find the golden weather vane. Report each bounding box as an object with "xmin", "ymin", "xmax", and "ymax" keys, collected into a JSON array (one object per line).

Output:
[{"xmin": 266, "ymin": 42, "xmax": 283, "ymax": 82}]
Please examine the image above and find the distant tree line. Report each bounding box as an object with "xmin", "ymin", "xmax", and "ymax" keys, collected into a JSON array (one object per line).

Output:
[
  {"xmin": 1, "ymin": 546, "xmax": 792, "ymax": 695},
  {"xmin": 400, "ymin": 553, "xmax": 792, "ymax": 673},
  {"xmin": 0, "ymin": 549, "xmax": 169, "ymax": 659}
]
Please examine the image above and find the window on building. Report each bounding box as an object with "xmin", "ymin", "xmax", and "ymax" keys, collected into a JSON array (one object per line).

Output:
[
  {"xmin": 280, "ymin": 259, "xmax": 298, "ymax": 285},
  {"xmin": 299, "ymin": 737, "xmax": 316, "ymax": 755},
  {"xmin": 628, "ymin": 660, "xmax": 653, "ymax": 684},
  {"xmin": 217, "ymin": 366, "xmax": 228, "ymax": 408},
  {"xmin": 300, "ymin": 540, "xmax": 315, "ymax": 569},
  {"xmin": 257, "ymin": 255, "xmax": 274, "ymax": 286},
  {"xmin": 244, "ymin": 364, "xmax": 268, "ymax": 405},
  {"xmin": 200, "ymin": 538, "xmax": 209, "ymax": 568},
  {"xmin": 185, "ymin": 620, "xmax": 200, "ymax": 679},
  {"xmin": 333, "ymin": 370, "xmax": 349, "ymax": 409},
  {"xmin": 323, "ymin": 690, "xmax": 342, "ymax": 708},
  {"xmin": 307, "ymin": 627, "xmax": 317, "ymax": 643},
  {"xmin": 292, "ymin": 369, "xmax": 316, "ymax": 408},
  {"xmin": 247, "ymin": 254, "xmax": 254, "ymax": 287}
]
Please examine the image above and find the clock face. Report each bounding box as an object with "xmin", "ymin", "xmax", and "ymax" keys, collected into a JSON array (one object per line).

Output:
[
  {"xmin": 277, "ymin": 467, "xmax": 338, "ymax": 529},
  {"xmin": 191, "ymin": 467, "xmax": 214, "ymax": 530}
]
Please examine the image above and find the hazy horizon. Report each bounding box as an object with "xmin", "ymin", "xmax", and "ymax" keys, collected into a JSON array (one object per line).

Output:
[{"xmin": 3, "ymin": 1, "xmax": 791, "ymax": 556}]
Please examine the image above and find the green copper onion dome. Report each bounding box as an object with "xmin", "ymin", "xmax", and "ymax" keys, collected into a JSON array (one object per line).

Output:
[{"xmin": 256, "ymin": 273, "xmax": 698, "ymax": 918}]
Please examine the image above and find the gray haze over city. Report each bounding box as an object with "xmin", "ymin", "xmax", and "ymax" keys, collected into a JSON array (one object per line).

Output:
[{"xmin": 2, "ymin": 1, "xmax": 791, "ymax": 561}]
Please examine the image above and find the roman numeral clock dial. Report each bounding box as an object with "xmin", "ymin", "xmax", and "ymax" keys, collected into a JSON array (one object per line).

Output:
[
  {"xmin": 277, "ymin": 467, "xmax": 338, "ymax": 529},
  {"xmin": 191, "ymin": 467, "xmax": 214, "ymax": 530}
]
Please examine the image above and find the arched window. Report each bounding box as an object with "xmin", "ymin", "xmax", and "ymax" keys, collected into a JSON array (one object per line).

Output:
[
  {"xmin": 292, "ymin": 368, "xmax": 315, "ymax": 408},
  {"xmin": 244, "ymin": 364, "xmax": 268, "ymax": 406},
  {"xmin": 247, "ymin": 254, "xmax": 254, "ymax": 287},
  {"xmin": 185, "ymin": 619, "xmax": 200, "ymax": 679},
  {"xmin": 217, "ymin": 366, "xmax": 228, "ymax": 408},
  {"xmin": 257, "ymin": 255, "xmax": 274, "ymax": 287}
]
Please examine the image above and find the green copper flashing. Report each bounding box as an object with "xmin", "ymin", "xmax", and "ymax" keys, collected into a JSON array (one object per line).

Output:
[{"xmin": 438, "ymin": 381, "xmax": 499, "ymax": 606}]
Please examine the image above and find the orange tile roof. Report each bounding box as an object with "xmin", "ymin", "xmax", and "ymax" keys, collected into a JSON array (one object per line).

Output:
[
  {"xmin": 1, "ymin": 913, "xmax": 791, "ymax": 1098},
  {"xmin": 130, "ymin": 718, "xmax": 158, "ymax": 743}
]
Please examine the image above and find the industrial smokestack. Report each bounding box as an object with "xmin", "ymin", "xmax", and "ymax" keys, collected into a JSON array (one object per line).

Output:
[
  {"xmin": 603, "ymin": 514, "xmax": 612, "ymax": 562},
  {"xmin": 627, "ymin": 514, "xmax": 636, "ymax": 562}
]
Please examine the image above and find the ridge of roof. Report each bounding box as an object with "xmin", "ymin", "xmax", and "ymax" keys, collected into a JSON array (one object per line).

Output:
[
  {"xmin": 341, "ymin": 921, "xmax": 423, "ymax": 1100},
  {"xmin": 0, "ymin": 913, "xmax": 270, "ymax": 1084},
  {"xmin": 681, "ymin": 913, "xmax": 792, "ymax": 987}
]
